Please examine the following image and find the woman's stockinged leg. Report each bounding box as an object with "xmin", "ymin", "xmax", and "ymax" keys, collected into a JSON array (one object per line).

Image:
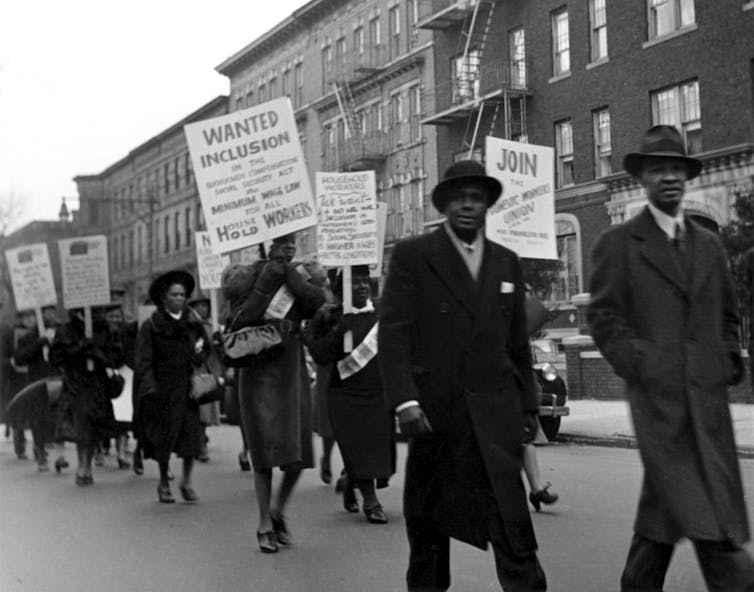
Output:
[
  {"xmin": 158, "ymin": 461, "xmax": 171, "ymax": 488},
  {"xmin": 272, "ymin": 465, "xmax": 303, "ymax": 518},
  {"xmin": 75, "ymin": 443, "xmax": 87, "ymax": 478},
  {"xmin": 182, "ymin": 456, "xmax": 194, "ymax": 487},
  {"xmin": 358, "ymin": 478, "xmax": 379, "ymax": 510},
  {"xmin": 254, "ymin": 468, "xmax": 274, "ymax": 532}
]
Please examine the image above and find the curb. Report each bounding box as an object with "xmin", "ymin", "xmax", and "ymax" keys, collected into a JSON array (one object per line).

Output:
[{"xmin": 557, "ymin": 433, "xmax": 754, "ymax": 459}]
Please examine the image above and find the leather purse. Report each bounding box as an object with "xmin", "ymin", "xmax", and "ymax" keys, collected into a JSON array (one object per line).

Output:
[
  {"xmin": 105, "ymin": 370, "xmax": 126, "ymax": 400},
  {"xmin": 222, "ymin": 323, "xmax": 285, "ymax": 368},
  {"xmin": 190, "ymin": 365, "xmax": 222, "ymax": 404}
]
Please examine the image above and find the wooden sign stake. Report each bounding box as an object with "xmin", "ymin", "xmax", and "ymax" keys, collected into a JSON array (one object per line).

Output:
[{"xmin": 342, "ymin": 265, "xmax": 353, "ymax": 352}]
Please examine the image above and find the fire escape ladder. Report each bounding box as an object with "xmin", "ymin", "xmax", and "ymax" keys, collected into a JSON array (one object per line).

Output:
[{"xmin": 460, "ymin": 1, "xmax": 497, "ymax": 155}]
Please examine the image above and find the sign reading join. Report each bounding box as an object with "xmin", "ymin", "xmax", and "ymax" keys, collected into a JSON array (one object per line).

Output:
[
  {"xmin": 184, "ymin": 97, "xmax": 317, "ymax": 254},
  {"xmin": 315, "ymin": 171, "xmax": 379, "ymax": 267},
  {"xmin": 58, "ymin": 235, "xmax": 111, "ymax": 309},
  {"xmin": 485, "ymin": 136, "xmax": 558, "ymax": 260},
  {"xmin": 195, "ymin": 231, "xmax": 230, "ymax": 291},
  {"xmin": 5, "ymin": 243, "xmax": 57, "ymax": 311}
]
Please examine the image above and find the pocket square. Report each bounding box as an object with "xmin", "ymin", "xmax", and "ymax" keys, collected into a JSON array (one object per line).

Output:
[{"xmin": 500, "ymin": 281, "xmax": 515, "ymax": 293}]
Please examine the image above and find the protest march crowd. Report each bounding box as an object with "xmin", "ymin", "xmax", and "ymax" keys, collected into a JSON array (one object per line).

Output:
[{"xmin": 2, "ymin": 121, "xmax": 754, "ymax": 591}]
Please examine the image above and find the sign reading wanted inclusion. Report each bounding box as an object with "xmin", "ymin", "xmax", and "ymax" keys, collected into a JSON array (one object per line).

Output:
[
  {"xmin": 5, "ymin": 243, "xmax": 57, "ymax": 311},
  {"xmin": 195, "ymin": 231, "xmax": 230, "ymax": 290},
  {"xmin": 316, "ymin": 171, "xmax": 378, "ymax": 267},
  {"xmin": 184, "ymin": 97, "xmax": 316, "ymax": 254},
  {"xmin": 484, "ymin": 136, "xmax": 558, "ymax": 260},
  {"xmin": 58, "ymin": 235, "xmax": 111, "ymax": 310}
]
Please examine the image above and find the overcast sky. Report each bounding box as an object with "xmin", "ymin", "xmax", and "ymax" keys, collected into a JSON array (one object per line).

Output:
[{"xmin": 0, "ymin": 0, "xmax": 306, "ymax": 232}]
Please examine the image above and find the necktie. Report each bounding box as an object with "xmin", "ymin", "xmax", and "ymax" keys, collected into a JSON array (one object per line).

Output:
[{"xmin": 672, "ymin": 223, "xmax": 685, "ymax": 255}]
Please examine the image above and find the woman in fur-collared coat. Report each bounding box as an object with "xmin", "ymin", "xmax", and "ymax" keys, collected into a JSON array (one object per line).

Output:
[{"xmin": 221, "ymin": 234, "xmax": 325, "ymax": 554}]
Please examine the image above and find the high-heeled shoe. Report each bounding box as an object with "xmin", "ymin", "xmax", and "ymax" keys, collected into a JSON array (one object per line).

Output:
[
  {"xmin": 257, "ymin": 530, "xmax": 278, "ymax": 553},
  {"xmin": 363, "ymin": 504, "xmax": 388, "ymax": 524},
  {"xmin": 335, "ymin": 476, "xmax": 359, "ymax": 513},
  {"xmin": 179, "ymin": 484, "xmax": 199, "ymax": 503},
  {"xmin": 157, "ymin": 484, "xmax": 175, "ymax": 504},
  {"xmin": 133, "ymin": 453, "xmax": 143, "ymax": 476},
  {"xmin": 238, "ymin": 452, "xmax": 251, "ymax": 472},
  {"xmin": 271, "ymin": 514, "xmax": 291, "ymax": 546},
  {"xmin": 54, "ymin": 457, "xmax": 69, "ymax": 473},
  {"xmin": 117, "ymin": 458, "xmax": 131, "ymax": 470},
  {"xmin": 529, "ymin": 482, "xmax": 559, "ymax": 512}
]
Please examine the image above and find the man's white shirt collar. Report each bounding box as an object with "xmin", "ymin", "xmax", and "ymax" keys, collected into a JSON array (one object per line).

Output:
[
  {"xmin": 444, "ymin": 221, "xmax": 483, "ymax": 252},
  {"xmin": 647, "ymin": 203, "xmax": 685, "ymax": 240}
]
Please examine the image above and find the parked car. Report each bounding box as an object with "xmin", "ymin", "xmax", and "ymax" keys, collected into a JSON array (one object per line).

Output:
[{"xmin": 532, "ymin": 341, "xmax": 569, "ymax": 441}]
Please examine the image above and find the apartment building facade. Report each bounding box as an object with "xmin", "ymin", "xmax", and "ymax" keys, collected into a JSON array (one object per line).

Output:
[
  {"xmin": 215, "ymin": 0, "xmax": 439, "ymax": 266},
  {"xmin": 73, "ymin": 96, "xmax": 228, "ymax": 316}
]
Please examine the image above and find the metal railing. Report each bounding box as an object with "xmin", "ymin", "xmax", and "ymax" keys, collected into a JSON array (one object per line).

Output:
[
  {"xmin": 323, "ymin": 130, "xmax": 391, "ymax": 171},
  {"xmin": 416, "ymin": 0, "xmax": 476, "ymax": 22}
]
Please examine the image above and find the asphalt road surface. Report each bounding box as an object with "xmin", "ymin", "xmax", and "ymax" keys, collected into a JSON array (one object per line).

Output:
[{"xmin": 1, "ymin": 426, "xmax": 752, "ymax": 591}]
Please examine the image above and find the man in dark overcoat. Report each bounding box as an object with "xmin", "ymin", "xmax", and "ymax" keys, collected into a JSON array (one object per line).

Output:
[
  {"xmin": 587, "ymin": 125, "xmax": 754, "ymax": 591},
  {"xmin": 379, "ymin": 160, "xmax": 546, "ymax": 591}
]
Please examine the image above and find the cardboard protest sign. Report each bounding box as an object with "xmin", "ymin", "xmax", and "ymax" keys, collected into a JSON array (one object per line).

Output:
[
  {"xmin": 195, "ymin": 231, "xmax": 230, "ymax": 291},
  {"xmin": 5, "ymin": 243, "xmax": 57, "ymax": 311},
  {"xmin": 485, "ymin": 136, "xmax": 558, "ymax": 259},
  {"xmin": 315, "ymin": 171, "xmax": 379, "ymax": 267},
  {"xmin": 58, "ymin": 235, "xmax": 111, "ymax": 310},
  {"xmin": 184, "ymin": 97, "xmax": 316, "ymax": 254}
]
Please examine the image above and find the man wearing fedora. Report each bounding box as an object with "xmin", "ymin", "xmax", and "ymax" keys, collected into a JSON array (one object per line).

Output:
[
  {"xmin": 588, "ymin": 125, "xmax": 754, "ymax": 591},
  {"xmin": 379, "ymin": 160, "xmax": 546, "ymax": 591}
]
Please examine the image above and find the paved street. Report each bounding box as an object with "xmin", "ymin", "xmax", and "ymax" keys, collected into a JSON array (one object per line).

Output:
[{"xmin": 1, "ymin": 426, "xmax": 753, "ymax": 592}]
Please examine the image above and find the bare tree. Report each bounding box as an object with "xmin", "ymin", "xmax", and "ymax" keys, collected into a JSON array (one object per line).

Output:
[{"xmin": 0, "ymin": 189, "xmax": 26, "ymax": 236}]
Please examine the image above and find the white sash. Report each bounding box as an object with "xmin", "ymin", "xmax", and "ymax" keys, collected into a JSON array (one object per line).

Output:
[
  {"xmin": 263, "ymin": 264, "xmax": 310, "ymax": 320},
  {"xmin": 337, "ymin": 321, "xmax": 379, "ymax": 380}
]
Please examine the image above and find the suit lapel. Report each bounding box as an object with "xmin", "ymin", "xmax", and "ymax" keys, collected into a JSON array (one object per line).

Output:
[
  {"xmin": 425, "ymin": 227, "xmax": 478, "ymax": 317},
  {"xmin": 633, "ymin": 208, "xmax": 688, "ymax": 297}
]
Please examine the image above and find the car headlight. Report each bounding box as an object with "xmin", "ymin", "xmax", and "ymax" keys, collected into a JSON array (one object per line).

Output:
[{"xmin": 541, "ymin": 363, "xmax": 558, "ymax": 382}]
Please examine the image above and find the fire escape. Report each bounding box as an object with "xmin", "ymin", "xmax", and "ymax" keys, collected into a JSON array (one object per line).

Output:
[
  {"xmin": 417, "ymin": 0, "xmax": 529, "ymax": 157},
  {"xmin": 327, "ymin": 44, "xmax": 390, "ymax": 172}
]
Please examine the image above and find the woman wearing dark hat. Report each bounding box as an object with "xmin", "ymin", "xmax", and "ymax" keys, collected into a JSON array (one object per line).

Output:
[
  {"xmin": 135, "ymin": 270, "xmax": 211, "ymax": 503},
  {"xmin": 304, "ymin": 264, "xmax": 394, "ymax": 524},
  {"xmin": 221, "ymin": 233, "xmax": 325, "ymax": 553},
  {"xmin": 49, "ymin": 307, "xmax": 123, "ymax": 486}
]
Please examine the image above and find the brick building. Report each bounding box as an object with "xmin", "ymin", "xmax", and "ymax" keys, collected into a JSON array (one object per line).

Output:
[{"xmin": 72, "ymin": 96, "xmax": 228, "ymax": 317}]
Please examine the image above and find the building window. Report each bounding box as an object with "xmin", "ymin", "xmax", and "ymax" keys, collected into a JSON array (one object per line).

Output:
[
  {"xmin": 185, "ymin": 206, "xmax": 191, "ymax": 246},
  {"xmin": 258, "ymin": 83, "xmax": 266, "ymax": 104},
  {"xmin": 174, "ymin": 157, "xmax": 180, "ymax": 190},
  {"xmin": 164, "ymin": 163, "xmax": 170, "ymax": 194},
  {"xmin": 137, "ymin": 225, "xmax": 143, "ymax": 264},
  {"xmin": 389, "ymin": 92, "xmax": 403, "ymax": 146},
  {"xmin": 411, "ymin": 0, "xmax": 419, "ymax": 24},
  {"xmin": 322, "ymin": 43, "xmax": 332, "ymax": 93},
  {"xmin": 154, "ymin": 218, "xmax": 160, "ymax": 255},
  {"xmin": 648, "ymin": 0, "xmax": 695, "ymax": 39},
  {"xmin": 269, "ymin": 75, "xmax": 277, "ymax": 99},
  {"xmin": 354, "ymin": 26, "xmax": 365, "ymax": 59},
  {"xmin": 408, "ymin": 85, "xmax": 421, "ymax": 141},
  {"xmin": 282, "ymin": 68, "xmax": 290, "ymax": 98},
  {"xmin": 509, "ymin": 27, "xmax": 526, "ymax": 88},
  {"xmin": 551, "ymin": 215, "xmax": 582, "ymax": 302},
  {"xmin": 551, "ymin": 8, "xmax": 570, "ymax": 76},
  {"xmin": 335, "ymin": 37, "xmax": 346, "ymax": 73},
  {"xmin": 235, "ymin": 95, "xmax": 243, "ymax": 111},
  {"xmin": 185, "ymin": 153, "xmax": 192, "ymax": 186},
  {"xmin": 246, "ymin": 87, "xmax": 253, "ymax": 106},
  {"xmin": 174, "ymin": 212, "xmax": 181, "ymax": 249},
  {"xmin": 389, "ymin": 5, "xmax": 401, "ymax": 59},
  {"xmin": 452, "ymin": 48, "xmax": 481, "ymax": 103},
  {"xmin": 163, "ymin": 216, "xmax": 170, "ymax": 254},
  {"xmin": 555, "ymin": 119, "xmax": 574, "ymax": 187},
  {"xmin": 369, "ymin": 16, "xmax": 381, "ymax": 65},
  {"xmin": 593, "ymin": 108, "xmax": 612, "ymax": 177},
  {"xmin": 589, "ymin": 0, "xmax": 608, "ymax": 61},
  {"xmin": 294, "ymin": 62, "xmax": 304, "ymax": 108},
  {"xmin": 112, "ymin": 236, "xmax": 119, "ymax": 271},
  {"xmin": 128, "ymin": 231, "xmax": 134, "ymax": 267},
  {"xmin": 651, "ymin": 79, "xmax": 701, "ymax": 153}
]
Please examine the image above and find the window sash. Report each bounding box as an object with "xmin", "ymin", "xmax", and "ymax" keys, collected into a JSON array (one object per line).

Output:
[
  {"xmin": 509, "ymin": 27, "xmax": 526, "ymax": 88},
  {"xmin": 649, "ymin": 0, "xmax": 695, "ymax": 38},
  {"xmin": 552, "ymin": 9, "xmax": 570, "ymax": 75},
  {"xmin": 650, "ymin": 80, "xmax": 701, "ymax": 152}
]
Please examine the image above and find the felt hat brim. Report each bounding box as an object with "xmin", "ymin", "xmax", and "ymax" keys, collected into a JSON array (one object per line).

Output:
[
  {"xmin": 431, "ymin": 175, "xmax": 502, "ymax": 212},
  {"xmin": 624, "ymin": 151, "xmax": 702, "ymax": 180},
  {"xmin": 148, "ymin": 270, "xmax": 195, "ymax": 307}
]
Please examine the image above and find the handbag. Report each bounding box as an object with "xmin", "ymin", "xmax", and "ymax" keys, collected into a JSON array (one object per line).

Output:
[
  {"xmin": 222, "ymin": 323, "xmax": 285, "ymax": 368},
  {"xmin": 190, "ymin": 365, "xmax": 223, "ymax": 405},
  {"xmin": 104, "ymin": 370, "xmax": 126, "ymax": 400}
]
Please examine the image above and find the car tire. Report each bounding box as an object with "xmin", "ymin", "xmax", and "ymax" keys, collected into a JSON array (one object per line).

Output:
[{"xmin": 540, "ymin": 416, "xmax": 561, "ymax": 441}]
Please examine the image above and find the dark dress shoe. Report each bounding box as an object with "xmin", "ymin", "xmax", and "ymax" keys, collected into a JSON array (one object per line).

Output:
[
  {"xmin": 75, "ymin": 475, "xmax": 87, "ymax": 487},
  {"xmin": 179, "ymin": 485, "xmax": 199, "ymax": 503},
  {"xmin": 319, "ymin": 456, "xmax": 332, "ymax": 485},
  {"xmin": 529, "ymin": 482, "xmax": 559, "ymax": 512},
  {"xmin": 54, "ymin": 458, "xmax": 69, "ymax": 473},
  {"xmin": 157, "ymin": 485, "xmax": 175, "ymax": 504},
  {"xmin": 257, "ymin": 530, "xmax": 278, "ymax": 553},
  {"xmin": 364, "ymin": 504, "xmax": 388, "ymax": 524},
  {"xmin": 271, "ymin": 515, "xmax": 291, "ymax": 546},
  {"xmin": 336, "ymin": 476, "xmax": 359, "ymax": 513},
  {"xmin": 238, "ymin": 452, "xmax": 251, "ymax": 472}
]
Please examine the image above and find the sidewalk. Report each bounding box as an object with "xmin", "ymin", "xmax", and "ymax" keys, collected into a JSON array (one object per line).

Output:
[{"xmin": 557, "ymin": 399, "xmax": 754, "ymax": 458}]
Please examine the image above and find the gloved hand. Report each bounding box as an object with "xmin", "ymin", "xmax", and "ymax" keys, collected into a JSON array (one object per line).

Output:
[
  {"xmin": 255, "ymin": 258, "xmax": 286, "ymax": 294},
  {"xmin": 397, "ymin": 405, "xmax": 432, "ymax": 437},
  {"xmin": 522, "ymin": 412, "xmax": 539, "ymax": 444},
  {"xmin": 334, "ymin": 313, "xmax": 356, "ymax": 336},
  {"xmin": 728, "ymin": 352, "xmax": 745, "ymax": 386}
]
